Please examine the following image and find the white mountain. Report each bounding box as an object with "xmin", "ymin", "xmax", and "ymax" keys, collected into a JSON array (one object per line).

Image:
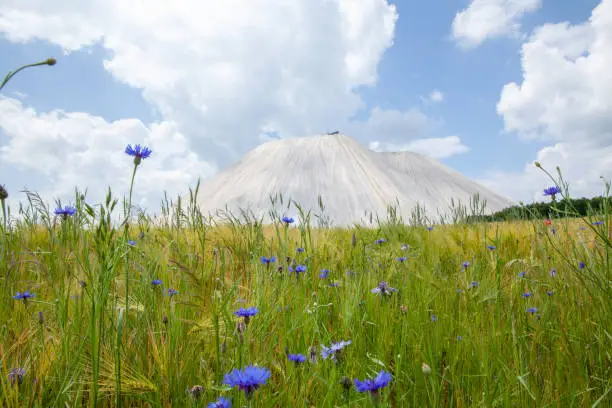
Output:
[{"xmin": 195, "ymin": 133, "xmax": 514, "ymax": 226}]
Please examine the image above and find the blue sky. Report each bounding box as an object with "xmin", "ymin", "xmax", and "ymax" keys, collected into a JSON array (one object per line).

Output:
[{"xmin": 0, "ymin": 0, "xmax": 610, "ymax": 212}]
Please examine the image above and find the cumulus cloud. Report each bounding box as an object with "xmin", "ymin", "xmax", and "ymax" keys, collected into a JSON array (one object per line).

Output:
[
  {"xmin": 484, "ymin": 0, "xmax": 612, "ymax": 202},
  {"xmin": 452, "ymin": 0, "xmax": 541, "ymax": 48},
  {"xmin": 0, "ymin": 97, "xmax": 216, "ymax": 212},
  {"xmin": 369, "ymin": 135, "xmax": 469, "ymax": 159}
]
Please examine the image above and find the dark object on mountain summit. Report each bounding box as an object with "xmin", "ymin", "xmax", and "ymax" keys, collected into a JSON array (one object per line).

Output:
[{"xmin": 327, "ymin": 130, "xmax": 340, "ymax": 135}]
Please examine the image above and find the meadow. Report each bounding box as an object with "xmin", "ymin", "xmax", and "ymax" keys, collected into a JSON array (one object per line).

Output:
[{"xmin": 0, "ymin": 148, "xmax": 611, "ymax": 408}]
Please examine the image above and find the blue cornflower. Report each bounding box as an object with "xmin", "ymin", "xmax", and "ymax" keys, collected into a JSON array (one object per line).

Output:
[
  {"xmin": 522, "ymin": 292, "xmax": 532, "ymax": 298},
  {"xmin": 543, "ymin": 186, "xmax": 561, "ymax": 198},
  {"xmin": 234, "ymin": 307, "xmax": 259, "ymax": 318},
  {"xmin": 354, "ymin": 370, "xmax": 392, "ymax": 394},
  {"xmin": 223, "ymin": 365, "xmax": 270, "ymax": 399},
  {"xmin": 294, "ymin": 265, "xmax": 307, "ymax": 273},
  {"xmin": 282, "ymin": 216, "xmax": 294, "ymax": 224},
  {"xmin": 321, "ymin": 340, "xmax": 351, "ymax": 362},
  {"xmin": 8, "ymin": 367, "xmax": 25, "ymax": 386},
  {"xmin": 375, "ymin": 238, "xmax": 386, "ymax": 244},
  {"xmin": 462, "ymin": 261, "xmax": 470, "ymax": 269},
  {"xmin": 125, "ymin": 144, "xmax": 152, "ymax": 166},
  {"xmin": 127, "ymin": 240, "xmax": 136, "ymax": 246},
  {"xmin": 526, "ymin": 307, "xmax": 538, "ymax": 314},
  {"xmin": 319, "ymin": 269, "xmax": 329, "ymax": 279},
  {"xmin": 430, "ymin": 314, "xmax": 437, "ymax": 322},
  {"xmin": 207, "ymin": 396, "xmax": 232, "ymax": 408},
  {"xmin": 426, "ymin": 226, "xmax": 434, "ymax": 231},
  {"xmin": 518, "ymin": 271, "xmax": 527, "ymax": 278},
  {"xmin": 287, "ymin": 354, "xmax": 306, "ymax": 365},
  {"xmin": 260, "ymin": 256, "xmax": 276, "ymax": 265},
  {"xmin": 371, "ymin": 281, "xmax": 398, "ymax": 296},
  {"xmin": 167, "ymin": 288, "xmax": 178, "ymax": 297},
  {"xmin": 397, "ymin": 256, "xmax": 407, "ymax": 262},
  {"xmin": 329, "ymin": 282, "xmax": 339, "ymax": 287},
  {"xmin": 592, "ymin": 221, "xmax": 604, "ymax": 226},
  {"xmin": 549, "ymin": 268, "xmax": 557, "ymax": 277},
  {"xmin": 547, "ymin": 291, "xmax": 553, "ymax": 297},
  {"xmin": 456, "ymin": 335, "xmax": 463, "ymax": 341},
  {"xmin": 152, "ymin": 279, "xmax": 162, "ymax": 286},
  {"xmin": 296, "ymin": 247, "xmax": 305, "ymax": 253},
  {"xmin": 578, "ymin": 261, "xmax": 585, "ymax": 269},
  {"xmin": 13, "ymin": 291, "xmax": 35, "ymax": 302},
  {"xmin": 470, "ymin": 281, "xmax": 480, "ymax": 288},
  {"xmin": 54, "ymin": 206, "xmax": 76, "ymax": 218},
  {"xmin": 487, "ymin": 245, "xmax": 496, "ymax": 251}
]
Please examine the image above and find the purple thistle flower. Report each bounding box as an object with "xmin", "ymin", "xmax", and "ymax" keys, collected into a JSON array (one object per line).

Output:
[
  {"xmin": 167, "ymin": 288, "xmax": 178, "ymax": 297},
  {"xmin": 125, "ymin": 144, "xmax": 152, "ymax": 165},
  {"xmin": 371, "ymin": 281, "xmax": 398, "ymax": 296},
  {"xmin": 282, "ymin": 216, "xmax": 294, "ymax": 224},
  {"xmin": 526, "ymin": 307, "xmax": 538, "ymax": 314},
  {"xmin": 207, "ymin": 396, "xmax": 232, "ymax": 408},
  {"xmin": 223, "ymin": 365, "xmax": 270, "ymax": 400},
  {"xmin": 54, "ymin": 206, "xmax": 76, "ymax": 217},
  {"xmin": 321, "ymin": 340, "xmax": 351, "ymax": 362},
  {"xmin": 287, "ymin": 354, "xmax": 306, "ymax": 365},
  {"xmin": 152, "ymin": 279, "xmax": 162, "ymax": 286},
  {"xmin": 13, "ymin": 291, "xmax": 35, "ymax": 302},
  {"xmin": 354, "ymin": 370, "xmax": 392, "ymax": 394},
  {"xmin": 319, "ymin": 269, "xmax": 329, "ymax": 279}
]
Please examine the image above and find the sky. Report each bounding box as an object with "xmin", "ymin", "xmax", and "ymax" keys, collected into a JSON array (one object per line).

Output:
[{"xmin": 0, "ymin": 0, "xmax": 610, "ymax": 215}]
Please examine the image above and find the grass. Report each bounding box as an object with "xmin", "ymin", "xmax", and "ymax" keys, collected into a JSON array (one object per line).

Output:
[{"xmin": 0, "ymin": 183, "xmax": 611, "ymax": 408}]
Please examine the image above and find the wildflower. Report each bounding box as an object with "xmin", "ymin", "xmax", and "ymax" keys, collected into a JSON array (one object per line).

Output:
[
  {"xmin": 296, "ymin": 247, "xmax": 305, "ymax": 253},
  {"xmin": 371, "ymin": 281, "xmax": 398, "ymax": 296},
  {"xmin": 456, "ymin": 288, "xmax": 463, "ymax": 293},
  {"xmin": 593, "ymin": 221, "xmax": 604, "ymax": 226},
  {"xmin": 8, "ymin": 367, "xmax": 25, "ymax": 386},
  {"xmin": 189, "ymin": 385, "xmax": 204, "ymax": 399},
  {"xmin": 421, "ymin": 363, "xmax": 431, "ymax": 375},
  {"xmin": 462, "ymin": 261, "xmax": 470, "ymax": 269},
  {"xmin": 401, "ymin": 244, "xmax": 409, "ymax": 251},
  {"xmin": 321, "ymin": 340, "xmax": 351, "ymax": 362},
  {"xmin": 260, "ymin": 256, "xmax": 276, "ymax": 265},
  {"xmin": 13, "ymin": 291, "xmax": 35, "ymax": 302},
  {"xmin": 456, "ymin": 335, "xmax": 463, "ymax": 341},
  {"xmin": 167, "ymin": 288, "xmax": 178, "ymax": 297},
  {"xmin": 127, "ymin": 240, "xmax": 136, "ymax": 246},
  {"xmin": 294, "ymin": 265, "xmax": 307, "ymax": 274},
  {"xmin": 522, "ymin": 292, "xmax": 532, "ymax": 298},
  {"xmin": 430, "ymin": 314, "xmax": 437, "ymax": 322},
  {"xmin": 544, "ymin": 218, "xmax": 552, "ymax": 226},
  {"xmin": 518, "ymin": 271, "xmax": 526, "ymax": 278},
  {"xmin": 400, "ymin": 305, "xmax": 407, "ymax": 314},
  {"xmin": 551, "ymin": 227, "xmax": 556, "ymax": 235},
  {"xmin": 470, "ymin": 281, "xmax": 479, "ymax": 288},
  {"xmin": 547, "ymin": 291, "xmax": 553, "ymax": 297},
  {"xmin": 125, "ymin": 144, "xmax": 152, "ymax": 166},
  {"xmin": 329, "ymin": 282, "xmax": 339, "ymax": 287},
  {"xmin": 487, "ymin": 245, "xmax": 496, "ymax": 251},
  {"xmin": 549, "ymin": 268, "xmax": 557, "ymax": 277},
  {"xmin": 152, "ymin": 279, "xmax": 162, "ymax": 286},
  {"xmin": 282, "ymin": 216, "xmax": 294, "ymax": 225},
  {"xmin": 207, "ymin": 396, "xmax": 232, "ymax": 408},
  {"xmin": 234, "ymin": 307, "xmax": 259, "ymax": 319},
  {"xmin": 223, "ymin": 365, "xmax": 271, "ymax": 400},
  {"xmin": 426, "ymin": 226, "xmax": 434, "ymax": 231},
  {"xmin": 287, "ymin": 354, "xmax": 306, "ymax": 365},
  {"xmin": 578, "ymin": 262, "xmax": 585, "ymax": 269},
  {"xmin": 526, "ymin": 307, "xmax": 538, "ymax": 314},
  {"xmin": 38, "ymin": 311, "xmax": 44, "ymax": 325},
  {"xmin": 375, "ymin": 238, "xmax": 386, "ymax": 244},
  {"xmin": 543, "ymin": 186, "xmax": 561, "ymax": 200},
  {"xmin": 319, "ymin": 269, "xmax": 329, "ymax": 279},
  {"xmin": 397, "ymin": 256, "xmax": 407, "ymax": 262},
  {"xmin": 354, "ymin": 370, "xmax": 392, "ymax": 394},
  {"xmin": 54, "ymin": 206, "xmax": 76, "ymax": 218}
]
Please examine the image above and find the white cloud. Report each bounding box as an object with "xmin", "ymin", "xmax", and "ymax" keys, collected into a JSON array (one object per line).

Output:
[
  {"xmin": 0, "ymin": 0, "xmax": 398, "ymax": 165},
  {"xmin": 428, "ymin": 90, "xmax": 444, "ymax": 103},
  {"xmin": 452, "ymin": 0, "xmax": 541, "ymax": 48},
  {"xmin": 484, "ymin": 0, "xmax": 612, "ymax": 202},
  {"xmin": 0, "ymin": 97, "xmax": 216, "ymax": 212},
  {"xmin": 369, "ymin": 135, "xmax": 469, "ymax": 159},
  {"xmin": 348, "ymin": 106, "xmax": 433, "ymax": 144}
]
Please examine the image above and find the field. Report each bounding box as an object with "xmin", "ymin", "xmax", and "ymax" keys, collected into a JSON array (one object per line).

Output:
[{"xmin": 1, "ymin": 185, "xmax": 611, "ymax": 408}]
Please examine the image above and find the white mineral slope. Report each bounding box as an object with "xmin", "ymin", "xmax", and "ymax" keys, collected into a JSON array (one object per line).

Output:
[{"xmin": 196, "ymin": 134, "xmax": 515, "ymax": 226}]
